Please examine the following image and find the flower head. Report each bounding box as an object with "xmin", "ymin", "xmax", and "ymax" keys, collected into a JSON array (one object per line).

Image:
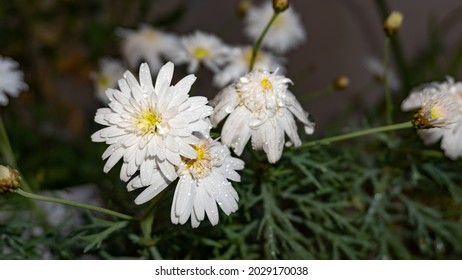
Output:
[
  {"xmin": 0, "ymin": 56, "xmax": 28, "ymax": 106},
  {"xmin": 0, "ymin": 165, "xmax": 21, "ymax": 193},
  {"xmin": 91, "ymin": 62, "xmax": 213, "ymax": 183},
  {"xmin": 213, "ymin": 46, "xmax": 285, "ymax": 87},
  {"xmin": 211, "ymin": 69, "xmax": 315, "ymax": 163},
  {"xmin": 118, "ymin": 25, "xmax": 179, "ymax": 72},
  {"xmin": 127, "ymin": 134, "xmax": 244, "ymax": 228},
  {"xmin": 401, "ymin": 77, "xmax": 462, "ymax": 159},
  {"xmin": 91, "ymin": 58, "xmax": 125, "ymax": 104},
  {"xmin": 244, "ymin": 2, "xmax": 305, "ymax": 53},
  {"xmin": 173, "ymin": 31, "xmax": 233, "ymax": 73}
]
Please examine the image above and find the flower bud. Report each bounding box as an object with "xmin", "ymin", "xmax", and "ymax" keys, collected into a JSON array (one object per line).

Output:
[
  {"xmin": 0, "ymin": 165, "xmax": 21, "ymax": 193},
  {"xmin": 273, "ymin": 0, "xmax": 289, "ymax": 13},
  {"xmin": 237, "ymin": 0, "xmax": 251, "ymax": 17},
  {"xmin": 333, "ymin": 76, "xmax": 350, "ymax": 90},
  {"xmin": 384, "ymin": 11, "xmax": 403, "ymax": 37}
]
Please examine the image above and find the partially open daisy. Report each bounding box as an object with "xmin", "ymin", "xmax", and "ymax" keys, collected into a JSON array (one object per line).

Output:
[
  {"xmin": 91, "ymin": 57, "xmax": 125, "ymax": 104},
  {"xmin": 173, "ymin": 31, "xmax": 233, "ymax": 73},
  {"xmin": 118, "ymin": 25, "xmax": 179, "ymax": 72},
  {"xmin": 127, "ymin": 133, "xmax": 244, "ymax": 228},
  {"xmin": 91, "ymin": 62, "xmax": 213, "ymax": 183},
  {"xmin": 213, "ymin": 46, "xmax": 284, "ymax": 87},
  {"xmin": 244, "ymin": 2, "xmax": 305, "ymax": 53},
  {"xmin": 211, "ymin": 69, "xmax": 315, "ymax": 163},
  {"xmin": 0, "ymin": 55, "xmax": 28, "ymax": 106},
  {"xmin": 401, "ymin": 77, "xmax": 462, "ymax": 159}
]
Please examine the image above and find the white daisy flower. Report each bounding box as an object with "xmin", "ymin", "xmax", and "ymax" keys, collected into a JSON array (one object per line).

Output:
[
  {"xmin": 213, "ymin": 46, "xmax": 285, "ymax": 87},
  {"xmin": 173, "ymin": 31, "xmax": 233, "ymax": 73},
  {"xmin": 118, "ymin": 25, "xmax": 179, "ymax": 72},
  {"xmin": 364, "ymin": 58, "xmax": 402, "ymax": 91},
  {"xmin": 401, "ymin": 77, "xmax": 462, "ymax": 159},
  {"xmin": 0, "ymin": 56, "xmax": 28, "ymax": 106},
  {"xmin": 211, "ymin": 69, "xmax": 315, "ymax": 163},
  {"xmin": 127, "ymin": 133, "xmax": 244, "ymax": 228},
  {"xmin": 91, "ymin": 57, "xmax": 125, "ymax": 104},
  {"xmin": 91, "ymin": 62, "xmax": 213, "ymax": 183},
  {"xmin": 244, "ymin": 2, "xmax": 305, "ymax": 53}
]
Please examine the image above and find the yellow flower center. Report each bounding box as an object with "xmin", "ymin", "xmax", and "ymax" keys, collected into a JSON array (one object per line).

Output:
[
  {"xmin": 429, "ymin": 105, "xmax": 443, "ymax": 120},
  {"xmin": 136, "ymin": 109, "xmax": 160, "ymax": 135},
  {"xmin": 261, "ymin": 78, "xmax": 272, "ymax": 91},
  {"xmin": 99, "ymin": 75, "xmax": 110, "ymax": 87},
  {"xmin": 193, "ymin": 47, "xmax": 209, "ymax": 59},
  {"xmin": 182, "ymin": 144, "xmax": 212, "ymax": 178}
]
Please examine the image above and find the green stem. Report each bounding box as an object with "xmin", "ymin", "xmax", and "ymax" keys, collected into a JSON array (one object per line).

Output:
[
  {"xmin": 249, "ymin": 11, "xmax": 280, "ymax": 72},
  {"xmin": 300, "ymin": 121, "xmax": 413, "ymax": 148},
  {"xmin": 0, "ymin": 116, "xmax": 18, "ymax": 168},
  {"xmin": 383, "ymin": 37, "xmax": 393, "ymax": 125},
  {"xmin": 15, "ymin": 188, "xmax": 134, "ymax": 221}
]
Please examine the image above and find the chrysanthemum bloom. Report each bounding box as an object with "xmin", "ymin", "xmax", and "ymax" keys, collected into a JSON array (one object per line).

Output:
[
  {"xmin": 118, "ymin": 25, "xmax": 179, "ymax": 72},
  {"xmin": 244, "ymin": 2, "xmax": 305, "ymax": 53},
  {"xmin": 92, "ymin": 62, "xmax": 213, "ymax": 182},
  {"xmin": 401, "ymin": 78, "xmax": 462, "ymax": 159},
  {"xmin": 127, "ymin": 133, "xmax": 244, "ymax": 228},
  {"xmin": 173, "ymin": 31, "xmax": 233, "ymax": 73},
  {"xmin": 213, "ymin": 46, "xmax": 284, "ymax": 87},
  {"xmin": 211, "ymin": 69, "xmax": 315, "ymax": 163},
  {"xmin": 0, "ymin": 56, "xmax": 28, "ymax": 106},
  {"xmin": 91, "ymin": 58, "xmax": 125, "ymax": 104}
]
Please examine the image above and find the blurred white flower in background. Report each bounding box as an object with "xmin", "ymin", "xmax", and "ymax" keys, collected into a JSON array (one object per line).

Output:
[
  {"xmin": 118, "ymin": 25, "xmax": 179, "ymax": 72},
  {"xmin": 364, "ymin": 57, "xmax": 402, "ymax": 91},
  {"xmin": 401, "ymin": 77, "xmax": 462, "ymax": 159},
  {"xmin": 173, "ymin": 31, "xmax": 234, "ymax": 73},
  {"xmin": 91, "ymin": 57, "xmax": 125, "ymax": 104},
  {"xmin": 211, "ymin": 69, "xmax": 315, "ymax": 163},
  {"xmin": 213, "ymin": 45, "xmax": 285, "ymax": 87},
  {"xmin": 0, "ymin": 55, "xmax": 28, "ymax": 106},
  {"xmin": 127, "ymin": 133, "xmax": 244, "ymax": 228},
  {"xmin": 91, "ymin": 62, "xmax": 212, "ymax": 183},
  {"xmin": 244, "ymin": 2, "xmax": 305, "ymax": 53}
]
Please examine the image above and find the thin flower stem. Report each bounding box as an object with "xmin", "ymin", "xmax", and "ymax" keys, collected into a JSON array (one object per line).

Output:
[
  {"xmin": 383, "ymin": 37, "xmax": 393, "ymax": 125},
  {"xmin": 249, "ymin": 11, "xmax": 280, "ymax": 72},
  {"xmin": 0, "ymin": 116, "xmax": 17, "ymax": 168},
  {"xmin": 299, "ymin": 121, "xmax": 413, "ymax": 148},
  {"xmin": 15, "ymin": 188, "xmax": 134, "ymax": 221}
]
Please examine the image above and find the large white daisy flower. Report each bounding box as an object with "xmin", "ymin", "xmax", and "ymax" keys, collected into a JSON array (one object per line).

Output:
[
  {"xmin": 91, "ymin": 62, "xmax": 213, "ymax": 183},
  {"xmin": 0, "ymin": 56, "xmax": 28, "ymax": 106},
  {"xmin": 244, "ymin": 2, "xmax": 305, "ymax": 53},
  {"xmin": 91, "ymin": 57, "xmax": 125, "ymax": 104},
  {"xmin": 118, "ymin": 25, "xmax": 179, "ymax": 72},
  {"xmin": 401, "ymin": 77, "xmax": 462, "ymax": 160},
  {"xmin": 213, "ymin": 46, "xmax": 285, "ymax": 87},
  {"xmin": 211, "ymin": 69, "xmax": 315, "ymax": 163},
  {"xmin": 127, "ymin": 133, "xmax": 244, "ymax": 228},
  {"xmin": 173, "ymin": 31, "xmax": 233, "ymax": 73}
]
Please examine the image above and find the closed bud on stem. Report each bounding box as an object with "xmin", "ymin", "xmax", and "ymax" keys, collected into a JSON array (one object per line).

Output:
[
  {"xmin": 333, "ymin": 76, "xmax": 350, "ymax": 90},
  {"xmin": 384, "ymin": 11, "xmax": 403, "ymax": 37},
  {"xmin": 273, "ymin": 0, "xmax": 289, "ymax": 13},
  {"xmin": 0, "ymin": 165, "xmax": 21, "ymax": 193},
  {"xmin": 237, "ymin": 0, "xmax": 252, "ymax": 17}
]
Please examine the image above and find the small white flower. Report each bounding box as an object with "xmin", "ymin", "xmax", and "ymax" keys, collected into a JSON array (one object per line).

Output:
[
  {"xmin": 127, "ymin": 134, "xmax": 244, "ymax": 228},
  {"xmin": 118, "ymin": 25, "xmax": 179, "ymax": 72},
  {"xmin": 91, "ymin": 62, "xmax": 213, "ymax": 183},
  {"xmin": 173, "ymin": 31, "xmax": 233, "ymax": 73},
  {"xmin": 211, "ymin": 69, "xmax": 315, "ymax": 163},
  {"xmin": 364, "ymin": 58, "xmax": 401, "ymax": 91},
  {"xmin": 213, "ymin": 46, "xmax": 285, "ymax": 87},
  {"xmin": 244, "ymin": 2, "xmax": 305, "ymax": 53},
  {"xmin": 91, "ymin": 58, "xmax": 125, "ymax": 104},
  {"xmin": 0, "ymin": 56, "xmax": 28, "ymax": 106},
  {"xmin": 401, "ymin": 77, "xmax": 462, "ymax": 159}
]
